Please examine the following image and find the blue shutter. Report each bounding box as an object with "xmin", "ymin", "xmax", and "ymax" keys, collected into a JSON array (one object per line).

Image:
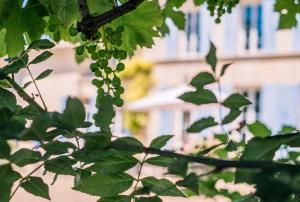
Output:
[
  {"xmin": 257, "ymin": 4, "xmax": 263, "ymax": 49},
  {"xmin": 244, "ymin": 6, "xmax": 252, "ymax": 50},
  {"xmin": 186, "ymin": 13, "xmax": 192, "ymax": 52},
  {"xmin": 196, "ymin": 11, "xmax": 201, "ymax": 53}
]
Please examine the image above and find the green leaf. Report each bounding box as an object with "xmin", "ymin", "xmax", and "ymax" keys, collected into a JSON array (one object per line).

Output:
[
  {"xmin": 223, "ymin": 93, "xmax": 252, "ymax": 109},
  {"xmin": 220, "ymin": 63, "xmax": 232, "ymax": 77},
  {"xmin": 87, "ymin": 154, "xmax": 139, "ymax": 174},
  {"xmin": 194, "ymin": 0, "xmax": 205, "ymax": 5},
  {"xmin": 0, "ymin": 138, "xmax": 10, "ymax": 159},
  {"xmin": 206, "ymin": 42, "xmax": 217, "ymax": 72},
  {"xmin": 94, "ymin": 95, "xmax": 115, "ymax": 133},
  {"xmin": 110, "ymin": 0, "xmax": 163, "ymax": 55},
  {"xmin": 87, "ymin": 0, "xmax": 114, "ymax": 16},
  {"xmin": 275, "ymin": 0, "xmax": 300, "ymax": 29},
  {"xmin": 0, "ymin": 29, "xmax": 6, "ymax": 57},
  {"xmin": 20, "ymin": 176, "xmax": 50, "ymax": 200},
  {"xmin": 23, "ymin": 81, "xmax": 32, "ymax": 89},
  {"xmin": 35, "ymin": 69, "xmax": 53, "ymax": 80},
  {"xmin": 279, "ymin": 125, "xmax": 297, "ymax": 133},
  {"xmin": 145, "ymin": 156, "xmax": 175, "ymax": 167},
  {"xmin": 41, "ymin": 141, "xmax": 76, "ymax": 155},
  {"xmin": 176, "ymin": 173, "xmax": 199, "ymax": 194},
  {"xmin": 50, "ymin": 0, "xmax": 81, "ymax": 26},
  {"xmin": 30, "ymin": 51, "xmax": 53, "ymax": 64},
  {"xmin": 161, "ymin": 0, "xmax": 186, "ymax": 34},
  {"xmin": 72, "ymin": 133, "xmax": 111, "ymax": 162},
  {"xmin": 1, "ymin": 54, "xmax": 29, "ymax": 75},
  {"xmin": 98, "ymin": 195, "xmax": 131, "ymax": 202},
  {"xmin": 28, "ymin": 39, "xmax": 55, "ymax": 50},
  {"xmin": 236, "ymin": 133, "xmax": 300, "ymax": 183},
  {"xmin": 0, "ymin": 88, "xmax": 17, "ymax": 112},
  {"xmin": 10, "ymin": 148, "xmax": 42, "ymax": 167},
  {"xmin": 60, "ymin": 97, "xmax": 86, "ymax": 129},
  {"xmin": 187, "ymin": 117, "xmax": 218, "ymax": 133},
  {"xmin": 73, "ymin": 173, "xmax": 134, "ymax": 197},
  {"xmin": 0, "ymin": 108, "xmax": 13, "ymax": 124},
  {"xmin": 247, "ymin": 121, "xmax": 272, "ymax": 138},
  {"xmin": 179, "ymin": 89, "xmax": 218, "ymax": 105},
  {"xmin": 74, "ymin": 169, "xmax": 92, "ymax": 187},
  {"xmin": 197, "ymin": 143, "xmax": 224, "ymax": 156},
  {"xmin": 0, "ymin": 164, "xmax": 22, "ymax": 202},
  {"xmin": 167, "ymin": 158, "xmax": 188, "ymax": 177},
  {"xmin": 190, "ymin": 72, "xmax": 216, "ymax": 88},
  {"xmin": 215, "ymin": 134, "xmax": 228, "ymax": 144},
  {"xmin": 150, "ymin": 135, "xmax": 173, "ymax": 149},
  {"xmin": 225, "ymin": 140, "xmax": 238, "ymax": 151},
  {"xmin": 2, "ymin": 0, "xmax": 47, "ymax": 56},
  {"xmin": 136, "ymin": 196, "xmax": 162, "ymax": 202},
  {"xmin": 112, "ymin": 137, "xmax": 144, "ymax": 154},
  {"xmin": 222, "ymin": 109, "xmax": 241, "ymax": 125},
  {"xmin": 141, "ymin": 177, "xmax": 185, "ymax": 197},
  {"xmin": 44, "ymin": 156, "xmax": 76, "ymax": 175}
]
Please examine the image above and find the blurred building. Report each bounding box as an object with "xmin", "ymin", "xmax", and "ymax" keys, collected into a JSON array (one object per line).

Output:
[
  {"xmin": 1, "ymin": 0, "xmax": 299, "ymax": 151},
  {"xmin": 129, "ymin": 0, "xmax": 300, "ymax": 150}
]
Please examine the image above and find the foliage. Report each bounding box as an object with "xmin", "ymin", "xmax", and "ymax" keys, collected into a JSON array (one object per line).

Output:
[
  {"xmin": 0, "ymin": 0, "xmax": 296, "ymax": 57},
  {"xmin": 0, "ymin": 1, "xmax": 300, "ymax": 202}
]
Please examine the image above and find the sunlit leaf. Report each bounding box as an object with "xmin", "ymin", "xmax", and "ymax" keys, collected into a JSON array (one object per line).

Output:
[
  {"xmin": 206, "ymin": 42, "xmax": 217, "ymax": 72},
  {"xmin": 187, "ymin": 117, "xmax": 218, "ymax": 133},
  {"xmin": 150, "ymin": 135, "xmax": 173, "ymax": 149},
  {"xmin": 223, "ymin": 93, "xmax": 251, "ymax": 109},
  {"xmin": 179, "ymin": 89, "xmax": 218, "ymax": 105},
  {"xmin": 247, "ymin": 121, "xmax": 272, "ymax": 138},
  {"xmin": 190, "ymin": 72, "xmax": 215, "ymax": 88}
]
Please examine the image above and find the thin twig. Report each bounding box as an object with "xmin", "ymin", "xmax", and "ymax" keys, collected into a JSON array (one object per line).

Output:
[
  {"xmin": 26, "ymin": 66, "xmax": 48, "ymax": 111},
  {"xmin": 132, "ymin": 154, "xmax": 148, "ymax": 202},
  {"xmin": 216, "ymin": 79, "xmax": 229, "ymax": 141}
]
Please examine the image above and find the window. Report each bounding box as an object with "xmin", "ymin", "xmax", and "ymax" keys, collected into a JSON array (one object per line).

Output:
[
  {"xmin": 241, "ymin": 89, "xmax": 261, "ymax": 122},
  {"xmin": 182, "ymin": 111, "xmax": 190, "ymax": 143},
  {"xmin": 243, "ymin": 4, "xmax": 263, "ymax": 50},
  {"xmin": 185, "ymin": 11, "xmax": 201, "ymax": 53}
]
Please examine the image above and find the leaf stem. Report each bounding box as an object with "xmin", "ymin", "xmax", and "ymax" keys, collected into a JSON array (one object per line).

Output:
[
  {"xmin": 131, "ymin": 154, "xmax": 147, "ymax": 202},
  {"xmin": 26, "ymin": 66, "xmax": 48, "ymax": 111}
]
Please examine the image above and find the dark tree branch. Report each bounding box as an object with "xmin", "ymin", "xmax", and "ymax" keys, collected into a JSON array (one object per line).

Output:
[
  {"xmin": 109, "ymin": 132, "xmax": 300, "ymax": 171},
  {"xmin": 77, "ymin": 0, "xmax": 145, "ymax": 38},
  {"xmin": 77, "ymin": 0, "xmax": 90, "ymax": 19}
]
